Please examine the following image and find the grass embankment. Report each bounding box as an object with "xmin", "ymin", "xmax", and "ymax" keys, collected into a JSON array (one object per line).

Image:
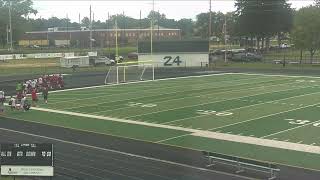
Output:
[{"xmin": 0, "ymin": 47, "xmax": 137, "ymax": 76}]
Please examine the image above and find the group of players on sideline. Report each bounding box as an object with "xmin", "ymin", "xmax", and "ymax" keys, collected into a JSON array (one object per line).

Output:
[{"xmin": 0, "ymin": 74, "xmax": 64, "ymax": 114}]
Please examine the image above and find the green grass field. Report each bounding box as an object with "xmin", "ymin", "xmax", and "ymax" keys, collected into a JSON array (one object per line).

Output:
[{"xmin": 3, "ymin": 73, "xmax": 320, "ymax": 171}]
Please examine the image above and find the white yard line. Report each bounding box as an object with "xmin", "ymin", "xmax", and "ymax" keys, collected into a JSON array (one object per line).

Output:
[
  {"xmin": 126, "ymin": 84, "xmax": 320, "ymax": 120},
  {"xmin": 50, "ymin": 71, "xmax": 317, "ymax": 95},
  {"xmin": 191, "ymin": 131, "xmax": 320, "ymax": 154},
  {"xmin": 49, "ymin": 73, "xmax": 236, "ymax": 94},
  {"xmin": 63, "ymin": 76, "xmax": 275, "ymax": 111},
  {"xmin": 162, "ymin": 91, "xmax": 320, "ymax": 126},
  {"xmin": 156, "ymin": 134, "xmax": 191, "ymax": 143},
  {"xmin": 30, "ymin": 106, "xmax": 199, "ymax": 133},
  {"xmin": 91, "ymin": 78, "xmax": 300, "ymax": 115},
  {"xmin": 28, "ymin": 105, "xmax": 320, "ymax": 154},
  {"xmin": 261, "ymin": 118, "xmax": 320, "ymax": 138},
  {"xmin": 209, "ymin": 102, "xmax": 320, "ymax": 131},
  {"xmin": 49, "ymin": 75, "xmax": 272, "ymax": 106},
  {"xmin": 233, "ymin": 73, "xmax": 320, "ymax": 79}
]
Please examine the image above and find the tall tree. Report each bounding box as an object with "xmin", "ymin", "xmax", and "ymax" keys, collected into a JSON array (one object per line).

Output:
[
  {"xmin": 292, "ymin": 5, "xmax": 320, "ymax": 63},
  {"xmin": 0, "ymin": 0, "xmax": 37, "ymax": 47},
  {"xmin": 194, "ymin": 12, "xmax": 235, "ymax": 40},
  {"xmin": 177, "ymin": 18, "xmax": 193, "ymax": 38},
  {"xmin": 234, "ymin": 0, "xmax": 293, "ymax": 49}
]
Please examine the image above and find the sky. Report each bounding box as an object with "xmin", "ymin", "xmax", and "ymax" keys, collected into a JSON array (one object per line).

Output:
[{"xmin": 30, "ymin": 0, "xmax": 315, "ymax": 22}]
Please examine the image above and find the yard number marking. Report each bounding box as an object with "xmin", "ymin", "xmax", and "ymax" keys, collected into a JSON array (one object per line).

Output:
[
  {"xmin": 163, "ymin": 56, "xmax": 182, "ymax": 66},
  {"xmin": 295, "ymin": 80, "xmax": 317, "ymax": 83},
  {"xmin": 128, "ymin": 102, "xmax": 157, "ymax": 108},
  {"xmin": 196, "ymin": 110, "xmax": 233, "ymax": 116},
  {"xmin": 285, "ymin": 119, "xmax": 320, "ymax": 127}
]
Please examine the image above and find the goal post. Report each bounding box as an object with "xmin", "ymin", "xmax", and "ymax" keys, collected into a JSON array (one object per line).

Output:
[{"xmin": 104, "ymin": 64, "xmax": 155, "ymax": 84}]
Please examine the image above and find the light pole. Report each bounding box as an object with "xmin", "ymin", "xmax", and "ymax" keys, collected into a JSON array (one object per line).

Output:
[
  {"xmin": 150, "ymin": 0, "xmax": 154, "ymax": 62},
  {"xmin": 89, "ymin": 5, "xmax": 93, "ymax": 51},
  {"xmin": 209, "ymin": 0, "xmax": 212, "ymax": 40},
  {"xmin": 223, "ymin": 14, "xmax": 227, "ymax": 63},
  {"xmin": 9, "ymin": 0, "xmax": 13, "ymax": 51}
]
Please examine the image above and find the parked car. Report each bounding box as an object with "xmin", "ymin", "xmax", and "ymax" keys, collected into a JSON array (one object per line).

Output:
[
  {"xmin": 108, "ymin": 54, "xmax": 124, "ymax": 63},
  {"xmin": 128, "ymin": 52, "xmax": 138, "ymax": 60},
  {"xmin": 280, "ymin": 43, "xmax": 290, "ymax": 49},
  {"xmin": 28, "ymin": 45, "xmax": 40, "ymax": 48},
  {"xmin": 230, "ymin": 52, "xmax": 262, "ymax": 62},
  {"xmin": 93, "ymin": 56, "xmax": 115, "ymax": 66}
]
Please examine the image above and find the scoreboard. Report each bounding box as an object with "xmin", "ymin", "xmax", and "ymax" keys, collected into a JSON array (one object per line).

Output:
[
  {"xmin": 0, "ymin": 143, "xmax": 54, "ymax": 176},
  {"xmin": 138, "ymin": 53, "xmax": 209, "ymax": 67},
  {"xmin": 138, "ymin": 40, "xmax": 209, "ymax": 67}
]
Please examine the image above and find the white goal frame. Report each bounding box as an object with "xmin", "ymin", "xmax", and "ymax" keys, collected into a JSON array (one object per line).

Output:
[{"xmin": 104, "ymin": 64, "xmax": 155, "ymax": 84}]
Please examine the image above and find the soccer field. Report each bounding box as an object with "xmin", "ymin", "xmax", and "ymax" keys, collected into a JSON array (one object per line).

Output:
[{"xmin": 3, "ymin": 73, "xmax": 320, "ymax": 171}]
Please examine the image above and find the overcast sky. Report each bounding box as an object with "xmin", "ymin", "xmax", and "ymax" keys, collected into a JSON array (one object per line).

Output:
[{"xmin": 30, "ymin": 0, "xmax": 315, "ymax": 22}]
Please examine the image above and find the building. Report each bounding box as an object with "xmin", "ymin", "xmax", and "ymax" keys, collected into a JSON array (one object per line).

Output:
[{"xmin": 19, "ymin": 26, "xmax": 181, "ymax": 48}]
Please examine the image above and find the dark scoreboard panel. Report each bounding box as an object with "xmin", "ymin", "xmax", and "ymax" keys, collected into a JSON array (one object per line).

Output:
[{"xmin": 0, "ymin": 143, "xmax": 53, "ymax": 166}]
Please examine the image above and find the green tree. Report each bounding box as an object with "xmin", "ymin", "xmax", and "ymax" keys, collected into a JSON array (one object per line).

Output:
[
  {"xmin": 234, "ymin": 0, "xmax": 293, "ymax": 49},
  {"xmin": 0, "ymin": 0, "xmax": 37, "ymax": 47},
  {"xmin": 177, "ymin": 18, "xmax": 193, "ymax": 38},
  {"xmin": 194, "ymin": 12, "xmax": 235, "ymax": 40},
  {"xmin": 292, "ymin": 5, "xmax": 320, "ymax": 63}
]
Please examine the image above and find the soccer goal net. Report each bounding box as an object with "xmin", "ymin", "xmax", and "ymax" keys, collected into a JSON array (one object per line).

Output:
[{"xmin": 104, "ymin": 64, "xmax": 155, "ymax": 84}]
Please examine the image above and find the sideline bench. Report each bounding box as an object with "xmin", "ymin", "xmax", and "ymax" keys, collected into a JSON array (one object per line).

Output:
[{"xmin": 202, "ymin": 151, "xmax": 280, "ymax": 180}]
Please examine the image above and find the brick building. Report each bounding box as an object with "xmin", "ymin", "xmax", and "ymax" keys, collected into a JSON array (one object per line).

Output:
[{"xmin": 19, "ymin": 26, "xmax": 181, "ymax": 48}]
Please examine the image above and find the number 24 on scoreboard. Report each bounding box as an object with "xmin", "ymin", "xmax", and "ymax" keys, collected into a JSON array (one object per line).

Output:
[{"xmin": 163, "ymin": 56, "xmax": 182, "ymax": 66}]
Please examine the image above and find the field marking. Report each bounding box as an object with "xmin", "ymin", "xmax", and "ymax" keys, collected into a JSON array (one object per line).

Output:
[
  {"xmin": 63, "ymin": 76, "xmax": 280, "ymax": 111},
  {"xmin": 51, "ymin": 75, "xmax": 278, "ymax": 107},
  {"xmin": 49, "ymin": 73, "xmax": 237, "ymax": 94},
  {"xmin": 156, "ymin": 134, "xmax": 190, "ymax": 143},
  {"xmin": 161, "ymin": 89, "xmax": 320, "ymax": 126},
  {"xmin": 49, "ymin": 72, "xmax": 320, "ymax": 95},
  {"xmin": 261, "ymin": 118, "xmax": 320, "ymax": 138},
  {"xmin": 91, "ymin": 78, "xmax": 299, "ymax": 115},
  {"xmin": 0, "ymin": 128, "xmax": 255, "ymax": 180},
  {"xmin": 125, "ymin": 83, "xmax": 318, "ymax": 120},
  {"xmin": 232, "ymin": 73, "xmax": 320, "ymax": 79},
  {"xmin": 26, "ymin": 103, "xmax": 320, "ymax": 155},
  {"xmin": 191, "ymin": 131, "xmax": 320, "ymax": 154},
  {"xmin": 208, "ymin": 102, "xmax": 320, "ymax": 131},
  {"xmin": 30, "ymin": 106, "xmax": 198, "ymax": 133}
]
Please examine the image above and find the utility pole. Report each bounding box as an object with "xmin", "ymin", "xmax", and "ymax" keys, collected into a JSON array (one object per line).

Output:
[
  {"xmin": 67, "ymin": 13, "xmax": 70, "ymax": 49},
  {"xmin": 6, "ymin": 25, "xmax": 9, "ymax": 46},
  {"xmin": 209, "ymin": 0, "xmax": 212, "ymax": 40},
  {"xmin": 224, "ymin": 14, "xmax": 227, "ymax": 63},
  {"xmin": 157, "ymin": 9, "xmax": 160, "ymax": 40},
  {"xmin": 115, "ymin": 18, "xmax": 118, "ymax": 57},
  {"xmin": 137, "ymin": 10, "xmax": 141, "ymax": 52},
  {"xmin": 89, "ymin": 5, "xmax": 93, "ymax": 50},
  {"xmin": 139, "ymin": 10, "xmax": 141, "ymax": 41},
  {"xmin": 123, "ymin": 11, "xmax": 125, "ymax": 47},
  {"xmin": 151, "ymin": 0, "xmax": 154, "ymax": 61},
  {"xmin": 107, "ymin": 12, "xmax": 110, "ymax": 57},
  {"xmin": 9, "ymin": 0, "xmax": 13, "ymax": 51}
]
